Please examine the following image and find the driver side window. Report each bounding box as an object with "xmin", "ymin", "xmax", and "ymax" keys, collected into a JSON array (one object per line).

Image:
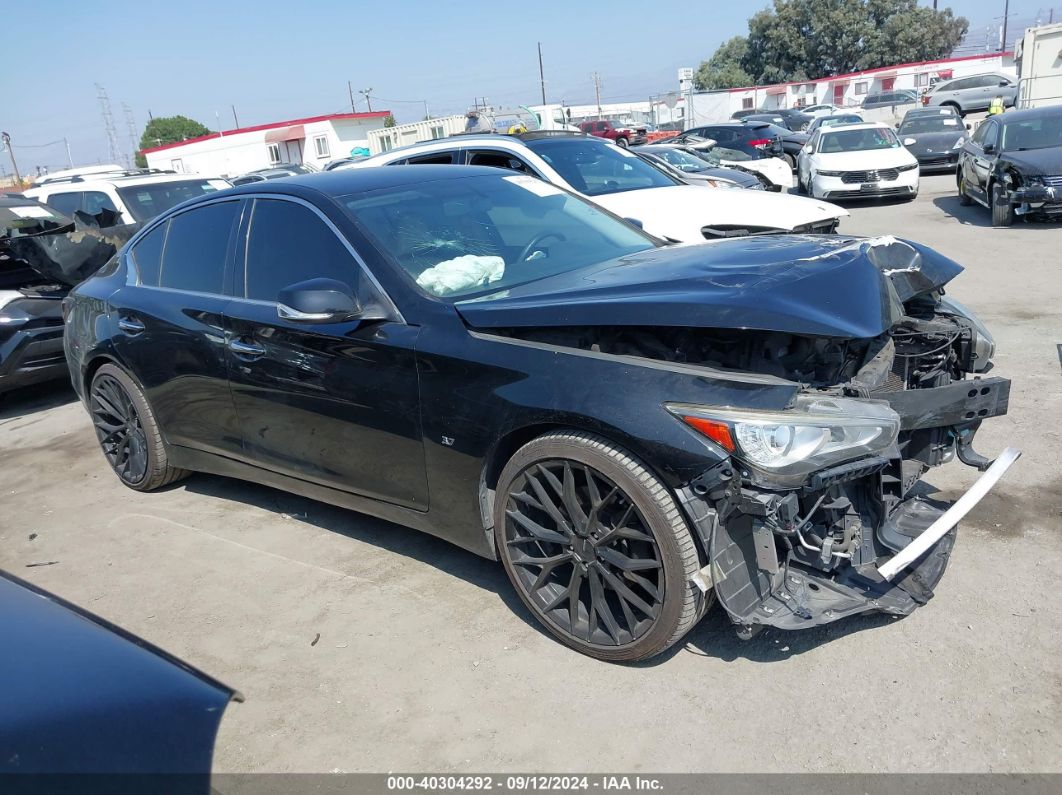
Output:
[
  {"xmin": 243, "ymin": 199, "xmax": 361, "ymax": 302},
  {"xmin": 980, "ymin": 122, "xmax": 999, "ymax": 150},
  {"xmin": 466, "ymin": 150, "xmax": 537, "ymax": 176}
]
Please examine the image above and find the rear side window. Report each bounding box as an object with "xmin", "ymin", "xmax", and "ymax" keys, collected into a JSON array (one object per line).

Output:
[
  {"xmin": 44, "ymin": 192, "xmax": 83, "ymax": 216},
  {"xmin": 158, "ymin": 201, "xmax": 239, "ymax": 294},
  {"xmin": 131, "ymin": 222, "xmax": 168, "ymax": 286},
  {"xmin": 405, "ymin": 152, "xmax": 456, "ymax": 165},
  {"xmin": 83, "ymin": 191, "xmax": 118, "ymax": 215},
  {"xmin": 243, "ymin": 199, "xmax": 357, "ymax": 302}
]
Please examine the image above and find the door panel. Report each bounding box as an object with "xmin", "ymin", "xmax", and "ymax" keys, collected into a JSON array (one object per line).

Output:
[{"xmin": 224, "ymin": 305, "xmax": 427, "ymax": 508}]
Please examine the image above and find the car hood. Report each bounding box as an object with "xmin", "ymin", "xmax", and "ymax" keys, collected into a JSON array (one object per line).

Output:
[
  {"xmin": 456, "ymin": 235, "xmax": 962, "ymax": 339},
  {"xmin": 903, "ymin": 131, "xmax": 966, "ymax": 152},
  {"xmin": 590, "ymin": 186, "xmax": 846, "ymax": 241},
  {"xmin": 0, "ymin": 211, "xmax": 141, "ymax": 287},
  {"xmin": 815, "ymin": 148, "xmax": 919, "ymax": 169},
  {"xmin": 1000, "ymin": 147, "xmax": 1062, "ymax": 176}
]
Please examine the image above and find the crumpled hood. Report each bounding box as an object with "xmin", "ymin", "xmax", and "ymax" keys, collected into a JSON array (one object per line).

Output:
[
  {"xmin": 456, "ymin": 235, "xmax": 963, "ymax": 339},
  {"xmin": 590, "ymin": 185, "xmax": 846, "ymax": 241},
  {"xmin": 1000, "ymin": 148, "xmax": 1062, "ymax": 176}
]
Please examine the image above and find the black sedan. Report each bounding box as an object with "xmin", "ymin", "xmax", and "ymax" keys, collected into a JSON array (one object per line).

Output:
[
  {"xmin": 65, "ymin": 166, "xmax": 1015, "ymax": 661},
  {"xmin": 631, "ymin": 144, "xmax": 765, "ymax": 189},
  {"xmin": 739, "ymin": 108, "xmax": 814, "ymax": 132},
  {"xmin": 898, "ymin": 112, "xmax": 969, "ymax": 172},
  {"xmin": 957, "ymin": 106, "xmax": 1062, "ymax": 226}
]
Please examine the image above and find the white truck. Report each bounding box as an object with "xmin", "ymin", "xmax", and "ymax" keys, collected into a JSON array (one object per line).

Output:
[{"xmin": 1015, "ymin": 22, "xmax": 1062, "ymax": 108}]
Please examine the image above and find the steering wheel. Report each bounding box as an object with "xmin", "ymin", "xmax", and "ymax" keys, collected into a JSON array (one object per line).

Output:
[{"xmin": 517, "ymin": 232, "xmax": 566, "ymax": 263}]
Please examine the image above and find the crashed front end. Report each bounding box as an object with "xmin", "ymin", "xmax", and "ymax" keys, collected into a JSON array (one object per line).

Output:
[{"xmin": 666, "ymin": 239, "xmax": 1018, "ymax": 636}]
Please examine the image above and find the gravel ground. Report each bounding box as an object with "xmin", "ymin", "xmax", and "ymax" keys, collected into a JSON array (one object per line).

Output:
[{"xmin": 1, "ymin": 172, "xmax": 1059, "ymax": 773}]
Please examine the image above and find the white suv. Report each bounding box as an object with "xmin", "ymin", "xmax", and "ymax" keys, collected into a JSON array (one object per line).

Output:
[
  {"xmin": 25, "ymin": 169, "xmax": 232, "ymax": 225},
  {"xmin": 342, "ymin": 132, "xmax": 847, "ymax": 241}
]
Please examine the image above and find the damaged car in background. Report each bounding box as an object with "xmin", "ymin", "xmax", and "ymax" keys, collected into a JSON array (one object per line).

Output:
[
  {"xmin": 63, "ymin": 167, "xmax": 1018, "ymax": 662},
  {"xmin": 1, "ymin": 195, "xmax": 138, "ymax": 394}
]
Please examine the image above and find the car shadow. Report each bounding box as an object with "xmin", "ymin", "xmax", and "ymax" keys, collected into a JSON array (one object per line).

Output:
[
  {"xmin": 178, "ymin": 475, "xmax": 543, "ymax": 635},
  {"xmin": 934, "ymin": 195, "xmax": 1062, "ymax": 229},
  {"xmin": 0, "ymin": 380, "xmax": 77, "ymax": 422}
]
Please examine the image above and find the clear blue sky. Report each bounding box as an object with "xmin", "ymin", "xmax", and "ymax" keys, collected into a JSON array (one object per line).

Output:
[{"xmin": 0, "ymin": 0, "xmax": 1050, "ymax": 172}]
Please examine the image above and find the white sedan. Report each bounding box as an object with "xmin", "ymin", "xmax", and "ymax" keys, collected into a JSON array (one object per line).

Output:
[{"xmin": 796, "ymin": 123, "xmax": 920, "ymax": 201}]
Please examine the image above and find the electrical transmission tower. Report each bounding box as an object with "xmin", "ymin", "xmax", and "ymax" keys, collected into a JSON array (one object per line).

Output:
[
  {"xmin": 122, "ymin": 103, "xmax": 138, "ymax": 168},
  {"xmin": 96, "ymin": 83, "xmax": 124, "ymax": 166}
]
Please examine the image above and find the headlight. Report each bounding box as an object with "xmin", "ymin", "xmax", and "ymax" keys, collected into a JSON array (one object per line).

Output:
[
  {"xmin": 815, "ymin": 169, "xmax": 843, "ymax": 177},
  {"xmin": 903, "ymin": 137, "xmax": 917, "ymax": 146},
  {"xmin": 938, "ymin": 295, "xmax": 995, "ymax": 372},
  {"xmin": 1023, "ymin": 175, "xmax": 1045, "ymax": 186},
  {"xmin": 667, "ymin": 395, "xmax": 900, "ymax": 485},
  {"xmin": 952, "ymin": 137, "xmax": 965, "ymax": 149}
]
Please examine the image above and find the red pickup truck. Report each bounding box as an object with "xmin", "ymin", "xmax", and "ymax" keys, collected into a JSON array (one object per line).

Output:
[{"xmin": 578, "ymin": 119, "xmax": 647, "ymax": 147}]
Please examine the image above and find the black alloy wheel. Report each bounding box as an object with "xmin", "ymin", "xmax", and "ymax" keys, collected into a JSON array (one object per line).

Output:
[
  {"xmin": 495, "ymin": 432, "xmax": 705, "ymax": 662},
  {"xmin": 91, "ymin": 373, "xmax": 150, "ymax": 486},
  {"xmin": 89, "ymin": 363, "xmax": 188, "ymax": 491}
]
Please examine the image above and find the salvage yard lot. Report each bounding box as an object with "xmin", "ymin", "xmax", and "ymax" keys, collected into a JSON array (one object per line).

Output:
[{"xmin": 2, "ymin": 173, "xmax": 1060, "ymax": 773}]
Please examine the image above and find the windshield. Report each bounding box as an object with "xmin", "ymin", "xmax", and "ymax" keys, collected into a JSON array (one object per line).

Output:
[
  {"xmin": 525, "ymin": 138, "xmax": 678, "ymax": 196},
  {"xmin": 0, "ymin": 201, "xmax": 72, "ymax": 239},
  {"xmin": 900, "ymin": 116, "xmax": 963, "ymax": 135},
  {"xmin": 341, "ymin": 174, "xmax": 655, "ymax": 299},
  {"xmin": 818, "ymin": 115, "xmax": 863, "ymax": 130},
  {"xmin": 818, "ymin": 127, "xmax": 900, "ymax": 153},
  {"xmin": 115, "ymin": 179, "xmax": 231, "ymax": 222},
  {"xmin": 650, "ymin": 148, "xmax": 711, "ymax": 173},
  {"xmin": 1001, "ymin": 113, "xmax": 1062, "ymax": 152}
]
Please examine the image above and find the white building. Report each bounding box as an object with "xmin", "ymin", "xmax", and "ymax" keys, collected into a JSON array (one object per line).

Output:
[
  {"xmin": 670, "ymin": 52, "xmax": 1016, "ymax": 127},
  {"xmin": 369, "ymin": 115, "xmax": 467, "ymax": 155},
  {"xmin": 142, "ymin": 111, "xmax": 391, "ymax": 177}
]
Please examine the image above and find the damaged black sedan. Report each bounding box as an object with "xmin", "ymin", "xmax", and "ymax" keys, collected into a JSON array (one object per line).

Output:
[{"xmin": 64, "ymin": 167, "xmax": 1018, "ymax": 661}]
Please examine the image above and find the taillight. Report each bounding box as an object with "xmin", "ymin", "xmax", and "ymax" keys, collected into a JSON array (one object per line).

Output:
[{"xmin": 748, "ymin": 138, "xmax": 771, "ymax": 148}]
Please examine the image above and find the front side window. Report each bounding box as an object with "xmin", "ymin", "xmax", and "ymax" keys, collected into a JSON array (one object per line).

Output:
[
  {"xmin": 313, "ymin": 135, "xmax": 330, "ymax": 158},
  {"xmin": 467, "ymin": 150, "xmax": 536, "ymax": 175},
  {"xmin": 526, "ymin": 139, "xmax": 678, "ymax": 196},
  {"xmin": 341, "ymin": 174, "xmax": 655, "ymax": 299},
  {"xmin": 115, "ymin": 179, "xmax": 230, "ymax": 223},
  {"xmin": 158, "ymin": 201, "xmax": 239, "ymax": 293},
  {"xmin": 406, "ymin": 152, "xmax": 456, "ymax": 165},
  {"xmin": 980, "ymin": 122, "xmax": 1000, "ymax": 150},
  {"xmin": 82, "ymin": 191, "xmax": 119, "ymax": 216},
  {"xmin": 818, "ymin": 127, "xmax": 900, "ymax": 153},
  {"xmin": 243, "ymin": 199, "xmax": 359, "ymax": 301}
]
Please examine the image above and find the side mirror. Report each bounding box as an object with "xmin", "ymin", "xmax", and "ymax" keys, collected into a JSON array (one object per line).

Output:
[
  {"xmin": 966, "ymin": 123, "xmax": 972, "ymax": 131},
  {"xmin": 999, "ymin": 80, "xmax": 1010, "ymax": 86},
  {"xmin": 803, "ymin": 144, "xmax": 813, "ymax": 154},
  {"xmin": 623, "ymin": 217, "xmax": 644, "ymax": 229},
  {"xmin": 277, "ymin": 278, "xmax": 360, "ymax": 323},
  {"xmin": 983, "ymin": 143, "xmax": 996, "ymax": 154}
]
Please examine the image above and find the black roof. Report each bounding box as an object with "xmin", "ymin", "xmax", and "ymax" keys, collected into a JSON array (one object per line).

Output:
[
  {"xmin": 995, "ymin": 106, "xmax": 1062, "ymax": 123},
  {"xmin": 225, "ymin": 164, "xmax": 514, "ymax": 199}
]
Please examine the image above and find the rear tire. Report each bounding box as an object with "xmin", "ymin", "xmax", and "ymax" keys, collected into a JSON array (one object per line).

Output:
[
  {"xmin": 89, "ymin": 364, "xmax": 189, "ymax": 491},
  {"xmin": 991, "ymin": 182, "xmax": 1015, "ymax": 227},
  {"xmin": 494, "ymin": 431, "xmax": 707, "ymax": 662}
]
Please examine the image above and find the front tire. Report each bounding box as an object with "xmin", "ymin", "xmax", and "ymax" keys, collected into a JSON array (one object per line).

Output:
[
  {"xmin": 991, "ymin": 182, "xmax": 1015, "ymax": 227},
  {"xmin": 494, "ymin": 431, "xmax": 706, "ymax": 662},
  {"xmin": 615, "ymin": 137, "xmax": 629, "ymax": 148},
  {"xmin": 89, "ymin": 364, "xmax": 189, "ymax": 491},
  {"xmin": 958, "ymin": 173, "xmax": 972, "ymax": 206}
]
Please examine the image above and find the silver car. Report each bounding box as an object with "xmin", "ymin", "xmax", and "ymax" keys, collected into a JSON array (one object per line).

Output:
[{"xmin": 922, "ymin": 73, "xmax": 1017, "ymax": 116}]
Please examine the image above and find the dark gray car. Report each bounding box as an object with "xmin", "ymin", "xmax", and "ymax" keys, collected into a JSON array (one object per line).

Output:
[
  {"xmin": 632, "ymin": 145, "xmax": 765, "ymax": 189},
  {"xmin": 898, "ymin": 113, "xmax": 970, "ymax": 171}
]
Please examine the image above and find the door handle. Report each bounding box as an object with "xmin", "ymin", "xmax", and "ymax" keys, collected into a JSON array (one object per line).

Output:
[
  {"xmin": 117, "ymin": 317, "xmax": 145, "ymax": 335},
  {"xmin": 228, "ymin": 338, "xmax": 267, "ymax": 358}
]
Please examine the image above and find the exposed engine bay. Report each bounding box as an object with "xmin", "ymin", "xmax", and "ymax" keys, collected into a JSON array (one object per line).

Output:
[{"xmin": 481, "ymin": 237, "xmax": 1016, "ymax": 637}]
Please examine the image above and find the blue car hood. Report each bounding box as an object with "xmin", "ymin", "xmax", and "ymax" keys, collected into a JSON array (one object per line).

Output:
[{"xmin": 456, "ymin": 235, "xmax": 963, "ymax": 340}]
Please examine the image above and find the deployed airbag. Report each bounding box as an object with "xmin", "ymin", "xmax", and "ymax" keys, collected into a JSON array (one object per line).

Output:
[{"xmin": 416, "ymin": 254, "xmax": 504, "ymax": 296}]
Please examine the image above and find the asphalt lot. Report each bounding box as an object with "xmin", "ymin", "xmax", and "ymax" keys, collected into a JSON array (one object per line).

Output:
[{"xmin": 1, "ymin": 172, "xmax": 1060, "ymax": 773}]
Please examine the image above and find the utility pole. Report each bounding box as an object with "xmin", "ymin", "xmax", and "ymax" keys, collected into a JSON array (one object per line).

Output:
[
  {"xmin": 592, "ymin": 72, "xmax": 602, "ymax": 117},
  {"xmin": 64, "ymin": 137, "xmax": 73, "ymax": 169},
  {"xmin": 538, "ymin": 42, "xmax": 547, "ymax": 105},
  {"xmin": 122, "ymin": 102, "xmax": 138, "ymax": 167},
  {"xmin": 1001, "ymin": 0, "xmax": 1010, "ymax": 52},
  {"xmin": 348, "ymin": 81, "xmax": 356, "ymax": 113},
  {"xmin": 359, "ymin": 88, "xmax": 374, "ymax": 112},
  {"xmin": 231, "ymin": 105, "xmax": 240, "ymax": 129},
  {"xmin": 1, "ymin": 131, "xmax": 21, "ymax": 185}
]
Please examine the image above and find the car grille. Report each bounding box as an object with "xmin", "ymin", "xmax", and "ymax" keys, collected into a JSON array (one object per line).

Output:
[
  {"xmin": 823, "ymin": 186, "xmax": 914, "ymax": 199},
  {"xmin": 918, "ymin": 154, "xmax": 957, "ymax": 167},
  {"xmin": 1042, "ymin": 174, "xmax": 1062, "ymax": 188},
  {"xmin": 840, "ymin": 168, "xmax": 900, "ymax": 184}
]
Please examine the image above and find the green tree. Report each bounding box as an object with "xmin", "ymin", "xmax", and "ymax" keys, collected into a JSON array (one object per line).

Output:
[
  {"xmin": 136, "ymin": 115, "xmax": 212, "ymax": 167},
  {"xmin": 383, "ymin": 114, "xmax": 397, "ymax": 128},
  {"xmin": 696, "ymin": 0, "xmax": 967, "ymax": 89},
  {"xmin": 693, "ymin": 36, "xmax": 754, "ymax": 90}
]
